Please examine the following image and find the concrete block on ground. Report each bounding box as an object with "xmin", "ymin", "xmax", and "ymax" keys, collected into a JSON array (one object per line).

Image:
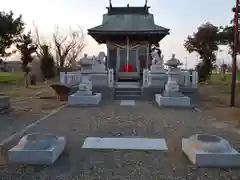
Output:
[
  {"xmin": 182, "ymin": 134, "xmax": 240, "ymax": 167},
  {"xmin": 120, "ymin": 100, "xmax": 136, "ymax": 106},
  {"xmin": 68, "ymin": 93, "xmax": 102, "ymax": 105},
  {"xmin": 82, "ymin": 137, "xmax": 168, "ymax": 151},
  {"xmin": 155, "ymin": 94, "xmax": 191, "ymax": 107},
  {"xmin": 8, "ymin": 133, "xmax": 66, "ymax": 165}
]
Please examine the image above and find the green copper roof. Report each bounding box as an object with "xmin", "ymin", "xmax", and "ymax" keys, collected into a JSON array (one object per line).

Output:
[{"xmin": 88, "ymin": 6, "xmax": 169, "ymax": 34}]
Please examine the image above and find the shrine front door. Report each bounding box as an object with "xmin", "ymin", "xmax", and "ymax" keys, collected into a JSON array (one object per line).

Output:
[{"xmin": 116, "ymin": 46, "xmax": 139, "ymax": 81}]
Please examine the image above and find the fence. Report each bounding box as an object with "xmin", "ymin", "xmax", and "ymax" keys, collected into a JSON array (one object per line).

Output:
[
  {"xmin": 143, "ymin": 69, "xmax": 198, "ymax": 88},
  {"xmin": 60, "ymin": 69, "xmax": 198, "ymax": 88},
  {"xmin": 182, "ymin": 71, "xmax": 198, "ymax": 88},
  {"xmin": 60, "ymin": 69, "xmax": 114, "ymax": 86},
  {"xmin": 60, "ymin": 71, "xmax": 81, "ymax": 85}
]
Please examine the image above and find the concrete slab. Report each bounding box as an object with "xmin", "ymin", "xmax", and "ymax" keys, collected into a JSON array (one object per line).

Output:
[
  {"xmin": 82, "ymin": 137, "xmax": 168, "ymax": 151},
  {"xmin": 182, "ymin": 135, "xmax": 240, "ymax": 167},
  {"xmin": 120, "ymin": 100, "xmax": 136, "ymax": 106},
  {"xmin": 68, "ymin": 93, "xmax": 102, "ymax": 106},
  {"xmin": 8, "ymin": 134, "xmax": 66, "ymax": 165},
  {"xmin": 116, "ymin": 84, "xmax": 139, "ymax": 88},
  {"xmin": 155, "ymin": 94, "xmax": 191, "ymax": 107}
]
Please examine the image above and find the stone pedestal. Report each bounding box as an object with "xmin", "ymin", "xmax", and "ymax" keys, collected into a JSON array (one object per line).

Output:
[
  {"xmin": 182, "ymin": 134, "xmax": 240, "ymax": 167},
  {"xmin": 68, "ymin": 76, "xmax": 102, "ymax": 105},
  {"xmin": 155, "ymin": 94, "xmax": 190, "ymax": 107},
  {"xmin": 8, "ymin": 133, "xmax": 66, "ymax": 164},
  {"xmin": 150, "ymin": 64, "xmax": 165, "ymax": 73},
  {"xmin": 68, "ymin": 92, "xmax": 102, "ymax": 105}
]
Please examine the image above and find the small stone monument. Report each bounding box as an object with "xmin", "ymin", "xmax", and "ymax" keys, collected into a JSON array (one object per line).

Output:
[
  {"xmin": 182, "ymin": 134, "xmax": 240, "ymax": 167},
  {"xmin": 155, "ymin": 54, "xmax": 190, "ymax": 107},
  {"xmin": 8, "ymin": 133, "xmax": 66, "ymax": 164},
  {"xmin": 68, "ymin": 76, "xmax": 102, "ymax": 105},
  {"xmin": 92, "ymin": 52, "xmax": 106, "ymax": 72}
]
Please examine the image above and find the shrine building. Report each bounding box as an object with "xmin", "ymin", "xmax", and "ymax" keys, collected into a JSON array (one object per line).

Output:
[{"xmin": 88, "ymin": 1, "xmax": 169, "ymax": 82}]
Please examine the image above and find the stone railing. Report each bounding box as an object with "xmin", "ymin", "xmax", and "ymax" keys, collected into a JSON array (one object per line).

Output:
[
  {"xmin": 142, "ymin": 69, "xmax": 152, "ymax": 87},
  {"xmin": 143, "ymin": 69, "xmax": 149, "ymax": 87},
  {"xmin": 143, "ymin": 69, "xmax": 198, "ymax": 88},
  {"xmin": 60, "ymin": 71, "xmax": 81, "ymax": 85},
  {"xmin": 60, "ymin": 69, "xmax": 114, "ymax": 87},
  {"xmin": 108, "ymin": 68, "xmax": 114, "ymax": 87},
  {"xmin": 182, "ymin": 71, "xmax": 198, "ymax": 88}
]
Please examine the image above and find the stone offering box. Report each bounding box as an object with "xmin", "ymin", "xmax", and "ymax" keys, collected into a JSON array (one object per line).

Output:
[
  {"xmin": 51, "ymin": 84, "xmax": 78, "ymax": 101},
  {"xmin": 68, "ymin": 92, "xmax": 102, "ymax": 106},
  {"xmin": 182, "ymin": 134, "xmax": 240, "ymax": 167},
  {"xmin": 8, "ymin": 133, "xmax": 66, "ymax": 165}
]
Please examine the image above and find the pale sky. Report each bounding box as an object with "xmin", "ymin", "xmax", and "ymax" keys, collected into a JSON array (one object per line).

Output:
[{"xmin": 0, "ymin": 0, "xmax": 235, "ymax": 68}]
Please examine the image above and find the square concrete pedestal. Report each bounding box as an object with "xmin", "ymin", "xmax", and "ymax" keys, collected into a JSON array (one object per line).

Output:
[
  {"xmin": 182, "ymin": 138, "xmax": 240, "ymax": 167},
  {"xmin": 8, "ymin": 137, "xmax": 66, "ymax": 165},
  {"xmin": 155, "ymin": 94, "xmax": 191, "ymax": 107},
  {"xmin": 68, "ymin": 93, "xmax": 102, "ymax": 106}
]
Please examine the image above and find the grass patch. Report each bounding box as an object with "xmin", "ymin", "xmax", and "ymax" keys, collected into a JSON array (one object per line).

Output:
[
  {"xmin": 0, "ymin": 72, "xmax": 24, "ymax": 83},
  {"xmin": 199, "ymin": 73, "xmax": 240, "ymax": 94},
  {"xmin": 2, "ymin": 84, "xmax": 48, "ymax": 97}
]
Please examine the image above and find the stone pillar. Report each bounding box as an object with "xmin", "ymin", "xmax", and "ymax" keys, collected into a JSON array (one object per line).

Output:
[
  {"xmin": 143, "ymin": 69, "xmax": 148, "ymax": 87},
  {"xmin": 108, "ymin": 69, "xmax": 114, "ymax": 87},
  {"xmin": 184, "ymin": 71, "xmax": 190, "ymax": 86},
  {"xmin": 146, "ymin": 44, "xmax": 149, "ymax": 69}
]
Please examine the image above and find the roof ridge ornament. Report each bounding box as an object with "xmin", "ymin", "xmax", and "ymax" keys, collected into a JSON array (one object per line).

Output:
[{"xmin": 109, "ymin": 0, "xmax": 112, "ymax": 8}]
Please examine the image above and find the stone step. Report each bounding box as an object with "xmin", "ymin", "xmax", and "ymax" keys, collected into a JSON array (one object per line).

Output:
[
  {"xmin": 115, "ymin": 94, "xmax": 142, "ymax": 100},
  {"xmin": 115, "ymin": 88, "xmax": 142, "ymax": 96},
  {"xmin": 115, "ymin": 90, "xmax": 141, "ymax": 93},
  {"xmin": 115, "ymin": 84, "xmax": 140, "ymax": 88},
  {"xmin": 115, "ymin": 87, "xmax": 141, "ymax": 91},
  {"xmin": 115, "ymin": 92, "xmax": 142, "ymax": 96}
]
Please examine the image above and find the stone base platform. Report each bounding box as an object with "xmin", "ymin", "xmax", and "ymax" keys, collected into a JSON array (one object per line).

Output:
[
  {"xmin": 155, "ymin": 94, "xmax": 191, "ymax": 107},
  {"xmin": 182, "ymin": 138, "xmax": 240, "ymax": 167},
  {"xmin": 68, "ymin": 93, "xmax": 102, "ymax": 106},
  {"xmin": 8, "ymin": 136, "xmax": 66, "ymax": 165}
]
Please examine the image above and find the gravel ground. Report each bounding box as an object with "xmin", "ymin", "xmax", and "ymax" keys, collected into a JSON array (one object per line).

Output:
[
  {"xmin": 0, "ymin": 97, "xmax": 65, "ymax": 142},
  {"xmin": 0, "ymin": 100, "xmax": 240, "ymax": 180}
]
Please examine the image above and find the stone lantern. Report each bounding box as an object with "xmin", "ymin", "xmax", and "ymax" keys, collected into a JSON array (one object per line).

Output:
[
  {"xmin": 78, "ymin": 76, "xmax": 93, "ymax": 96},
  {"xmin": 164, "ymin": 54, "xmax": 182, "ymax": 94},
  {"xmin": 155, "ymin": 54, "xmax": 191, "ymax": 107}
]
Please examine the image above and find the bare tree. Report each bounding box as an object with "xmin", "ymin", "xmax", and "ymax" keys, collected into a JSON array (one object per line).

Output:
[
  {"xmin": 52, "ymin": 26, "xmax": 85, "ymax": 69},
  {"xmin": 32, "ymin": 22, "xmax": 52, "ymax": 58},
  {"xmin": 32, "ymin": 23, "xmax": 55, "ymax": 82}
]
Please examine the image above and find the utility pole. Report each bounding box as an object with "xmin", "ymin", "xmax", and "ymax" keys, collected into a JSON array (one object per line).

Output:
[{"xmin": 230, "ymin": 0, "xmax": 239, "ymax": 107}]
